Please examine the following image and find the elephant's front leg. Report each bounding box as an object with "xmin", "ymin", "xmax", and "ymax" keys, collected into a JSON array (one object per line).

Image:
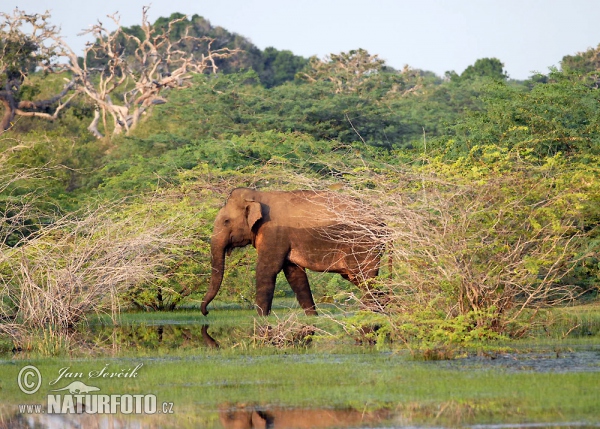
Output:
[
  {"xmin": 283, "ymin": 263, "xmax": 317, "ymax": 316},
  {"xmin": 255, "ymin": 255, "xmax": 285, "ymax": 316}
]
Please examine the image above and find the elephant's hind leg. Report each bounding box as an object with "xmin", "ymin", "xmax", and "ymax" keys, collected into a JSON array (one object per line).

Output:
[{"xmin": 283, "ymin": 263, "xmax": 317, "ymax": 316}]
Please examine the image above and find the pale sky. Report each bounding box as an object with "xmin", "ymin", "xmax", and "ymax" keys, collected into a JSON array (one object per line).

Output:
[{"xmin": 10, "ymin": 0, "xmax": 600, "ymax": 80}]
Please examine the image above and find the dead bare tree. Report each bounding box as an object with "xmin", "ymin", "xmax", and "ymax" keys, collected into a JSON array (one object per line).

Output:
[
  {"xmin": 0, "ymin": 10, "xmax": 78, "ymax": 131},
  {"xmin": 59, "ymin": 6, "xmax": 239, "ymax": 138},
  {"xmin": 1, "ymin": 7, "xmax": 239, "ymax": 137}
]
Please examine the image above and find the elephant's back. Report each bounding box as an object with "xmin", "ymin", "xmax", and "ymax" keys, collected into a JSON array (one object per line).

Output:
[
  {"xmin": 271, "ymin": 190, "xmax": 363, "ymax": 211},
  {"xmin": 265, "ymin": 190, "xmax": 362, "ymax": 226}
]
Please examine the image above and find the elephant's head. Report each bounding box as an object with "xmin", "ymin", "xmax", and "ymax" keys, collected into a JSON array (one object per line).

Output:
[{"xmin": 201, "ymin": 189, "xmax": 263, "ymax": 315}]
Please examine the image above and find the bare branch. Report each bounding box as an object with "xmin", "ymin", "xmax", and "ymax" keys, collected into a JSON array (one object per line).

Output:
[
  {"xmin": 281, "ymin": 157, "xmax": 586, "ymax": 334},
  {"xmin": 62, "ymin": 6, "xmax": 240, "ymax": 138},
  {"xmin": 0, "ymin": 9, "xmax": 78, "ymax": 130},
  {"xmin": 0, "ymin": 198, "xmax": 188, "ymax": 348},
  {"xmin": 1, "ymin": 7, "xmax": 239, "ymax": 136}
]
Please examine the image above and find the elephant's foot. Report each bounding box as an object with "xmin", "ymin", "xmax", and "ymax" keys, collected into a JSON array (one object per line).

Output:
[{"xmin": 302, "ymin": 306, "xmax": 318, "ymax": 316}]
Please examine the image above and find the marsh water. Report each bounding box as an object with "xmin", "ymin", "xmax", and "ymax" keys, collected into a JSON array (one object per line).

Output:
[
  {"xmin": 2, "ymin": 308, "xmax": 600, "ymax": 429},
  {"xmin": 6, "ymin": 410, "xmax": 600, "ymax": 429},
  {"xmin": 81, "ymin": 314, "xmax": 600, "ymax": 374}
]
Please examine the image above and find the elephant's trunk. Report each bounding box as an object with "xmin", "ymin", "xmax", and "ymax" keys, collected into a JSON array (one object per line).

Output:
[{"xmin": 201, "ymin": 239, "xmax": 227, "ymax": 316}]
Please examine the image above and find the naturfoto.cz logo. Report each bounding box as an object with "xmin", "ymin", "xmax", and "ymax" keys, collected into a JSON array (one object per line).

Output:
[{"xmin": 17, "ymin": 364, "xmax": 174, "ymax": 415}]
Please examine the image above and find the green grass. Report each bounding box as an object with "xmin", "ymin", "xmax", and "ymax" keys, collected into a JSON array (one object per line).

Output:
[
  {"xmin": 1, "ymin": 302, "xmax": 600, "ymax": 427},
  {"xmin": 1, "ymin": 353, "xmax": 599, "ymax": 426}
]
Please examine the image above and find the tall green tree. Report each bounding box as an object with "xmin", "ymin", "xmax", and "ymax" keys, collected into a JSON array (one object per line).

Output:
[
  {"xmin": 447, "ymin": 71, "xmax": 600, "ymax": 158},
  {"xmin": 448, "ymin": 57, "xmax": 508, "ymax": 82},
  {"xmin": 561, "ymin": 44, "xmax": 600, "ymax": 74},
  {"xmin": 259, "ymin": 47, "xmax": 309, "ymax": 88}
]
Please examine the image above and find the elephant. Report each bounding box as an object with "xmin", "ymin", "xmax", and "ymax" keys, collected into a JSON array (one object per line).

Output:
[{"xmin": 201, "ymin": 188, "xmax": 386, "ymax": 317}]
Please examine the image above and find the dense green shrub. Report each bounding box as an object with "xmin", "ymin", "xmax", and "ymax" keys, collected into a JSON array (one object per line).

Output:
[{"xmin": 2, "ymin": 30, "xmax": 599, "ymax": 349}]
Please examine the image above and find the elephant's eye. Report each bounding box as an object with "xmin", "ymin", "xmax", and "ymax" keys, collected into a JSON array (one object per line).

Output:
[{"xmin": 223, "ymin": 219, "xmax": 230, "ymax": 225}]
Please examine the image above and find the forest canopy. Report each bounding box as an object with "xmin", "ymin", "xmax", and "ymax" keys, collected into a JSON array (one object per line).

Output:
[{"xmin": 1, "ymin": 8, "xmax": 599, "ymax": 347}]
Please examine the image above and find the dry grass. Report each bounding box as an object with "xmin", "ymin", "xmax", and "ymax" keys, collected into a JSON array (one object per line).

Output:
[
  {"xmin": 0, "ymin": 200, "xmax": 186, "ymax": 351},
  {"xmin": 252, "ymin": 311, "xmax": 330, "ymax": 348}
]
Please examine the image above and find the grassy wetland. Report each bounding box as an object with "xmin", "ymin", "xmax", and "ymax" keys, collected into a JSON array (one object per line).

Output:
[
  {"xmin": 1, "ymin": 8, "xmax": 600, "ymax": 429},
  {"xmin": 2, "ymin": 303, "xmax": 600, "ymax": 428}
]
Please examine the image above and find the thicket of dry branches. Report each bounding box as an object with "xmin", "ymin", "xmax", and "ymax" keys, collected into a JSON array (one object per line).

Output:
[
  {"xmin": 0, "ymin": 195, "xmax": 186, "ymax": 348},
  {"xmin": 289, "ymin": 161, "xmax": 585, "ymax": 335}
]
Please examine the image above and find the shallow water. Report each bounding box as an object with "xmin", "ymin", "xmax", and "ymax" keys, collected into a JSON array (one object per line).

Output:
[
  {"xmin": 4, "ymin": 408, "xmax": 600, "ymax": 429},
  {"xmin": 426, "ymin": 348, "xmax": 600, "ymax": 373},
  {"xmin": 3, "ymin": 309, "xmax": 600, "ymax": 428},
  {"xmin": 84, "ymin": 321, "xmax": 600, "ymax": 373}
]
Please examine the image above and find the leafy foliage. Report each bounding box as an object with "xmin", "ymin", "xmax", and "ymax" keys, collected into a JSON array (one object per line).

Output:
[
  {"xmin": 445, "ymin": 71, "xmax": 600, "ymax": 158},
  {"xmin": 448, "ymin": 57, "xmax": 508, "ymax": 82},
  {"xmin": 1, "ymin": 8, "xmax": 599, "ymax": 349},
  {"xmin": 133, "ymin": 69, "xmax": 430, "ymax": 150},
  {"xmin": 561, "ymin": 44, "xmax": 600, "ymax": 74}
]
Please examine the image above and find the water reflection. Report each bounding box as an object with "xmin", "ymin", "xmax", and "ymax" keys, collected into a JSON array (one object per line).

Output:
[
  {"xmin": 218, "ymin": 405, "xmax": 388, "ymax": 429},
  {"xmin": 87, "ymin": 323, "xmax": 225, "ymax": 351},
  {"xmin": 0, "ymin": 405, "xmax": 389, "ymax": 429},
  {"xmin": 202, "ymin": 325, "xmax": 220, "ymax": 349},
  {"xmin": 85, "ymin": 319, "xmax": 317, "ymax": 351},
  {"xmin": 1, "ymin": 413, "xmax": 147, "ymax": 429},
  {"xmin": 3, "ymin": 407, "xmax": 599, "ymax": 429}
]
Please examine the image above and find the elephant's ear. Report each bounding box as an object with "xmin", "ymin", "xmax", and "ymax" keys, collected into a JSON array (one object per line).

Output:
[{"xmin": 246, "ymin": 201, "xmax": 263, "ymax": 230}]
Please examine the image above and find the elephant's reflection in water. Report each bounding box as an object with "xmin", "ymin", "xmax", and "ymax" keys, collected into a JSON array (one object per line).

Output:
[
  {"xmin": 92, "ymin": 323, "xmax": 222, "ymax": 350},
  {"xmin": 201, "ymin": 324, "xmax": 220, "ymax": 348},
  {"xmin": 2, "ymin": 406, "xmax": 388, "ymax": 429},
  {"xmin": 155, "ymin": 324, "xmax": 220, "ymax": 348},
  {"xmin": 219, "ymin": 405, "xmax": 388, "ymax": 429}
]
